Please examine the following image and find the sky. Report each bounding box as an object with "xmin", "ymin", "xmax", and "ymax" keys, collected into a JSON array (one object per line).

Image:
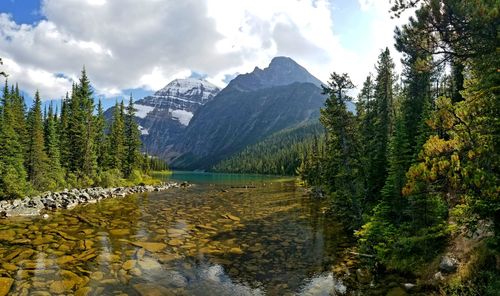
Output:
[{"xmin": 0, "ymin": 0, "xmax": 414, "ymax": 108}]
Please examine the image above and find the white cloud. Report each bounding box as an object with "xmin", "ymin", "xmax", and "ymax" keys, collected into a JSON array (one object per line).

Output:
[
  {"xmin": 139, "ymin": 68, "xmax": 192, "ymax": 91},
  {"xmin": 0, "ymin": 0, "xmax": 415, "ymax": 100},
  {"xmin": 2, "ymin": 57, "xmax": 72, "ymax": 99}
]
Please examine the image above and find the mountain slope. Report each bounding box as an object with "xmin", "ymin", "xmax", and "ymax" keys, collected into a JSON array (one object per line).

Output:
[
  {"xmin": 105, "ymin": 78, "xmax": 220, "ymax": 158},
  {"xmin": 171, "ymin": 57, "xmax": 327, "ymax": 169}
]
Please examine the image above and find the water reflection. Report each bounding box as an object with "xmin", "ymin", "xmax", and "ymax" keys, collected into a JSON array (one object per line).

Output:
[{"xmin": 0, "ymin": 179, "xmax": 347, "ymax": 295}]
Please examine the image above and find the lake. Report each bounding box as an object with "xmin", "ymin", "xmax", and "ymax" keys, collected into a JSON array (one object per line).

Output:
[{"xmin": 0, "ymin": 172, "xmax": 349, "ymax": 295}]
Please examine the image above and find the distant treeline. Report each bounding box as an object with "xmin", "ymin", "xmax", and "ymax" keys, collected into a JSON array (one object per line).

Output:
[{"xmin": 212, "ymin": 122, "xmax": 325, "ymax": 176}]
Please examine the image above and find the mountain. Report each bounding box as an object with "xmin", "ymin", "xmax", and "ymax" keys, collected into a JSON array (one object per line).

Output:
[
  {"xmin": 226, "ymin": 56, "xmax": 323, "ymax": 92},
  {"xmin": 170, "ymin": 57, "xmax": 327, "ymax": 169},
  {"xmin": 106, "ymin": 78, "xmax": 220, "ymax": 158}
]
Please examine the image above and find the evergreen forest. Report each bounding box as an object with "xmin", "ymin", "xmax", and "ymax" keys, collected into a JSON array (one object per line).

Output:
[
  {"xmin": 0, "ymin": 67, "xmax": 165, "ymax": 199},
  {"xmin": 297, "ymin": 0, "xmax": 499, "ymax": 293}
]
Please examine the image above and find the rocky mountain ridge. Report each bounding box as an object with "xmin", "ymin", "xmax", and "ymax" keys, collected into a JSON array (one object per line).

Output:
[
  {"xmin": 170, "ymin": 57, "xmax": 327, "ymax": 168},
  {"xmin": 106, "ymin": 56, "xmax": 329, "ymax": 168}
]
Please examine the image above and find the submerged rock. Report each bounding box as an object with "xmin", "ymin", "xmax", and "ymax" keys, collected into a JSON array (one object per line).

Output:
[
  {"xmin": 223, "ymin": 214, "xmax": 241, "ymax": 221},
  {"xmin": 0, "ymin": 229, "xmax": 15, "ymax": 241},
  {"xmin": 122, "ymin": 260, "xmax": 137, "ymax": 270},
  {"xmin": 49, "ymin": 280, "xmax": 76, "ymax": 294},
  {"xmin": 1, "ymin": 262, "xmax": 17, "ymax": 271},
  {"xmin": 56, "ymin": 255, "xmax": 75, "ymax": 265},
  {"xmin": 130, "ymin": 241, "xmax": 167, "ymax": 252},
  {"xmin": 0, "ymin": 277, "xmax": 14, "ymax": 296},
  {"xmin": 110, "ymin": 229, "xmax": 130, "ymax": 236},
  {"xmin": 168, "ymin": 239, "xmax": 183, "ymax": 246},
  {"xmin": 90, "ymin": 271, "xmax": 104, "ymax": 281},
  {"xmin": 138, "ymin": 258, "xmax": 162, "ymax": 270},
  {"xmin": 133, "ymin": 283, "xmax": 174, "ymax": 296},
  {"xmin": 229, "ymin": 247, "xmax": 244, "ymax": 255},
  {"xmin": 75, "ymin": 287, "xmax": 92, "ymax": 296}
]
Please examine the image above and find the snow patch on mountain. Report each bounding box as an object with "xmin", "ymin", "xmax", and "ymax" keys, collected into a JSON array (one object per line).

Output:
[
  {"xmin": 138, "ymin": 125, "xmax": 149, "ymax": 135},
  {"xmin": 170, "ymin": 109, "xmax": 194, "ymax": 126},
  {"xmin": 155, "ymin": 78, "xmax": 220, "ymax": 102},
  {"xmin": 135, "ymin": 104, "xmax": 155, "ymax": 118}
]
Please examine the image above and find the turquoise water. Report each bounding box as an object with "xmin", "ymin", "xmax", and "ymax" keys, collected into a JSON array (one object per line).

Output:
[{"xmin": 163, "ymin": 171, "xmax": 294, "ymax": 185}]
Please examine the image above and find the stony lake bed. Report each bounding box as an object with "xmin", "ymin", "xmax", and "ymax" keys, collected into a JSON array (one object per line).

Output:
[{"xmin": 0, "ymin": 173, "xmax": 349, "ymax": 296}]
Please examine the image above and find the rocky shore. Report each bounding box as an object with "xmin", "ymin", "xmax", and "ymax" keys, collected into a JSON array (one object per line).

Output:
[{"xmin": 0, "ymin": 182, "xmax": 188, "ymax": 218}]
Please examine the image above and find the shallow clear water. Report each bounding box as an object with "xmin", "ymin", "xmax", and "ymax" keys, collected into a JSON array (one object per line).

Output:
[{"xmin": 0, "ymin": 173, "xmax": 348, "ymax": 295}]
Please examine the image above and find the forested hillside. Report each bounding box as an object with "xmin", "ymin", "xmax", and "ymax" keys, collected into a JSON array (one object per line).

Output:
[
  {"xmin": 299, "ymin": 0, "xmax": 499, "ymax": 293},
  {"xmin": 0, "ymin": 68, "xmax": 163, "ymax": 199},
  {"xmin": 213, "ymin": 121, "xmax": 325, "ymax": 176}
]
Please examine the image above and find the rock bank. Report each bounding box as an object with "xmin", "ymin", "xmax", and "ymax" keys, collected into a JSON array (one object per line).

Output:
[{"xmin": 0, "ymin": 182, "xmax": 188, "ymax": 218}]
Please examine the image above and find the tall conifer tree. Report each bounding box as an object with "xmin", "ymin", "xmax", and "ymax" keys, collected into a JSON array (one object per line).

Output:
[
  {"xmin": 94, "ymin": 99, "xmax": 108, "ymax": 171},
  {"xmin": 109, "ymin": 101, "xmax": 125, "ymax": 172},
  {"xmin": 26, "ymin": 91, "xmax": 48, "ymax": 190},
  {"xmin": 124, "ymin": 95, "xmax": 141, "ymax": 177},
  {"xmin": 44, "ymin": 103, "xmax": 64, "ymax": 189}
]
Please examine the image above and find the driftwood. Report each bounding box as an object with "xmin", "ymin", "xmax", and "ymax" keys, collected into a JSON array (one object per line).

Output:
[{"xmin": 349, "ymin": 251, "xmax": 375, "ymax": 258}]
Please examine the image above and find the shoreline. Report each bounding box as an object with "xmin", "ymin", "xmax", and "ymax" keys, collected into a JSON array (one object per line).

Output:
[{"xmin": 0, "ymin": 182, "xmax": 188, "ymax": 218}]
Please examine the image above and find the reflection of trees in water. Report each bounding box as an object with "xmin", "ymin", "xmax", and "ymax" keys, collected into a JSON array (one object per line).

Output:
[{"xmin": 201, "ymin": 182, "xmax": 348, "ymax": 292}]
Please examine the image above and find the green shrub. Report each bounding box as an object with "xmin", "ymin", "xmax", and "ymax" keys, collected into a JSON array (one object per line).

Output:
[{"xmin": 96, "ymin": 169, "xmax": 126, "ymax": 188}]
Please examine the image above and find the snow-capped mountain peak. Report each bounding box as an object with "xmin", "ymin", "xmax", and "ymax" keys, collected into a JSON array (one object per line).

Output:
[
  {"xmin": 154, "ymin": 78, "xmax": 220, "ymax": 103},
  {"xmin": 133, "ymin": 78, "xmax": 220, "ymax": 127}
]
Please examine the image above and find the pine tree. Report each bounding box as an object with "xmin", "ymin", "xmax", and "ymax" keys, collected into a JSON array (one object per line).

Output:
[
  {"xmin": 320, "ymin": 72, "xmax": 363, "ymax": 227},
  {"xmin": 67, "ymin": 68, "xmax": 97, "ymax": 180},
  {"xmin": 1, "ymin": 80, "xmax": 8, "ymax": 116},
  {"xmin": 369, "ymin": 48, "xmax": 396, "ymax": 201},
  {"xmin": 356, "ymin": 75, "xmax": 376, "ymax": 204},
  {"xmin": 26, "ymin": 91, "xmax": 49, "ymax": 190},
  {"xmin": 68, "ymin": 83, "xmax": 82, "ymax": 173},
  {"xmin": 395, "ymin": 19, "xmax": 434, "ymax": 159},
  {"xmin": 94, "ymin": 99, "xmax": 108, "ymax": 171},
  {"xmin": 109, "ymin": 101, "xmax": 125, "ymax": 173},
  {"xmin": 59, "ymin": 93, "xmax": 71, "ymax": 170},
  {"xmin": 124, "ymin": 95, "xmax": 141, "ymax": 178},
  {"xmin": 77, "ymin": 68, "xmax": 97, "ymax": 178},
  {"xmin": 44, "ymin": 102, "xmax": 65, "ymax": 189},
  {"xmin": 11, "ymin": 83, "xmax": 27, "ymax": 151}
]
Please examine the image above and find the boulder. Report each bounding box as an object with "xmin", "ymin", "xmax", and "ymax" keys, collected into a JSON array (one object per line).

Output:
[{"xmin": 439, "ymin": 256, "xmax": 458, "ymax": 273}]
